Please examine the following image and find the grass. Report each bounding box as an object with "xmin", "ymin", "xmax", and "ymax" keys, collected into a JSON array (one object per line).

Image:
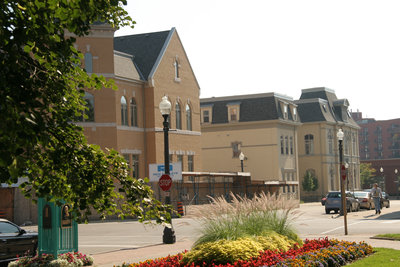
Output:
[
  {"xmin": 190, "ymin": 192, "xmax": 302, "ymax": 246},
  {"xmin": 348, "ymin": 247, "xmax": 400, "ymax": 266},
  {"xmin": 374, "ymin": 233, "xmax": 400, "ymax": 241}
]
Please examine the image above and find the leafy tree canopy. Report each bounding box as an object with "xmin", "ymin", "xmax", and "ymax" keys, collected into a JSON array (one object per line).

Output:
[
  {"xmin": 302, "ymin": 171, "xmax": 319, "ymax": 192},
  {"xmin": 0, "ymin": 0, "xmax": 171, "ymax": 223},
  {"xmin": 360, "ymin": 163, "xmax": 377, "ymax": 189}
]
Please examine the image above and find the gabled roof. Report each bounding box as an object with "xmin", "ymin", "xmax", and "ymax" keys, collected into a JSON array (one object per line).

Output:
[
  {"xmin": 114, "ymin": 29, "xmax": 174, "ymax": 81},
  {"xmin": 201, "ymin": 93, "xmax": 298, "ymax": 124}
]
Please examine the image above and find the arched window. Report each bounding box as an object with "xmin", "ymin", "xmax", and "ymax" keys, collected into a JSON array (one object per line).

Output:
[
  {"xmin": 121, "ymin": 96, "xmax": 128, "ymax": 126},
  {"xmin": 186, "ymin": 104, "xmax": 192, "ymax": 131},
  {"xmin": 130, "ymin": 98, "xmax": 137, "ymax": 127},
  {"xmin": 77, "ymin": 92, "xmax": 94, "ymax": 122},
  {"xmin": 305, "ymin": 134, "xmax": 314, "ymax": 155},
  {"xmin": 84, "ymin": 52, "xmax": 93, "ymax": 73},
  {"xmin": 175, "ymin": 102, "xmax": 182, "ymax": 129}
]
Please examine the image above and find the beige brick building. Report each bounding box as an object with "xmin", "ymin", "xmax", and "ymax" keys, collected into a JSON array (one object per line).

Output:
[{"xmin": 73, "ymin": 24, "xmax": 202, "ymax": 180}]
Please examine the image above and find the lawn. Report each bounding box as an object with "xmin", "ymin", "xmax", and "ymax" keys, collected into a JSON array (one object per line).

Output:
[
  {"xmin": 374, "ymin": 233, "xmax": 400, "ymax": 241},
  {"xmin": 347, "ymin": 247, "xmax": 400, "ymax": 266}
]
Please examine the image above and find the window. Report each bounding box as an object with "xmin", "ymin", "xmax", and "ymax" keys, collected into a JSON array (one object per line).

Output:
[
  {"xmin": 290, "ymin": 136, "xmax": 294, "ymax": 155},
  {"xmin": 283, "ymin": 104, "xmax": 288, "ymax": 119},
  {"xmin": 132, "ymin": 155, "xmax": 139, "ymax": 178},
  {"xmin": 232, "ymin": 142, "xmax": 242, "ymax": 158},
  {"xmin": 84, "ymin": 52, "xmax": 93, "ymax": 73},
  {"xmin": 174, "ymin": 58, "xmax": 180, "ymax": 81},
  {"xmin": 177, "ymin": 155, "xmax": 183, "ymax": 170},
  {"xmin": 292, "ymin": 107, "xmax": 297, "ymax": 121},
  {"xmin": 285, "ymin": 136, "xmax": 289, "ymax": 154},
  {"xmin": 327, "ymin": 130, "xmax": 333, "ymax": 154},
  {"xmin": 175, "ymin": 102, "xmax": 182, "ymax": 129},
  {"xmin": 280, "ymin": 136, "xmax": 284, "ymax": 154},
  {"xmin": 186, "ymin": 104, "xmax": 192, "ymax": 131},
  {"xmin": 203, "ymin": 110, "xmax": 210, "ymax": 123},
  {"xmin": 77, "ymin": 92, "xmax": 94, "ymax": 122},
  {"xmin": 121, "ymin": 96, "xmax": 128, "ymax": 126},
  {"xmin": 229, "ymin": 107, "xmax": 238, "ymax": 121},
  {"xmin": 188, "ymin": 155, "xmax": 194, "ymax": 172},
  {"xmin": 130, "ymin": 98, "xmax": 137, "ymax": 127},
  {"xmin": 305, "ymin": 134, "xmax": 314, "ymax": 155}
]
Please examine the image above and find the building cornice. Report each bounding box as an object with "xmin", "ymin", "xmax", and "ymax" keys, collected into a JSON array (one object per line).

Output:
[{"xmin": 201, "ymin": 92, "xmax": 294, "ymax": 103}]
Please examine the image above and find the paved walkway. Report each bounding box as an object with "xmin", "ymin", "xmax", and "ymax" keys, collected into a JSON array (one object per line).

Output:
[{"xmin": 92, "ymin": 233, "xmax": 400, "ymax": 266}]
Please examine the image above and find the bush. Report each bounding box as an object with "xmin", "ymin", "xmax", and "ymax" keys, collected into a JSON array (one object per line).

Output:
[
  {"xmin": 181, "ymin": 232, "xmax": 297, "ymax": 265},
  {"xmin": 8, "ymin": 252, "xmax": 94, "ymax": 267}
]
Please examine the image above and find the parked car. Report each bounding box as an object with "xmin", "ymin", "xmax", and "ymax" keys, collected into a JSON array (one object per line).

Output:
[
  {"xmin": 0, "ymin": 219, "xmax": 38, "ymax": 264},
  {"xmin": 325, "ymin": 191, "xmax": 360, "ymax": 214},
  {"xmin": 381, "ymin": 192, "xmax": 390, "ymax": 208},
  {"xmin": 353, "ymin": 191, "xmax": 374, "ymax": 210}
]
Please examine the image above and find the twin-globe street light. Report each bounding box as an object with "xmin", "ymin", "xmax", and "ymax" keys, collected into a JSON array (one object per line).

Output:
[
  {"xmin": 239, "ymin": 152, "xmax": 245, "ymax": 172},
  {"xmin": 159, "ymin": 96, "xmax": 176, "ymax": 244},
  {"xmin": 337, "ymin": 129, "xmax": 348, "ymax": 235}
]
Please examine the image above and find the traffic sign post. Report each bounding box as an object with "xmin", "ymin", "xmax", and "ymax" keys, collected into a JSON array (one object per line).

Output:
[{"xmin": 341, "ymin": 164, "xmax": 347, "ymax": 180}]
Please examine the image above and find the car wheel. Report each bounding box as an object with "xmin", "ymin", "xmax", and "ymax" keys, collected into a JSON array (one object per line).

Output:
[
  {"xmin": 325, "ymin": 209, "xmax": 330, "ymax": 214},
  {"xmin": 334, "ymin": 209, "xmax": 339, "ymax": 214},
  {"xmin": 386, "ymin": 202, "xmax": 390, "ymax": 208}
]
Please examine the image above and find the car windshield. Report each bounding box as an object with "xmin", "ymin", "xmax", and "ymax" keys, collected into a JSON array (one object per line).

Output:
[
  {"xmin": 0, "ymin": 221, "xmax": 20, "ymax": 235},
  {"xmin": 327, "ymin": 192, "xmax": 341, "ymax": 198},
  {"xmin": 354, "ymin": 192, "xmax": 367, "ymax": 198}
]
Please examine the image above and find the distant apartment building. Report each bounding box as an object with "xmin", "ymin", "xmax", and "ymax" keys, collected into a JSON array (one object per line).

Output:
[
  {"xmin": 200, "ymin": 87, "xmax": 361, "ymax": 201},
  {"xmin": 351, "ymin": 111, "xmax": 400, "ymax": 196},
  {"xmin": 200, "ymin": 93, "xmax": 301, "ymax": 199}
]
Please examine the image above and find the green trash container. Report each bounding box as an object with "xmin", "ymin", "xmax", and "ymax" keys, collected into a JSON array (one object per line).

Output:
[{"xmin": 38, "ymin": 198, "xmax": 78, "ymax": 257}]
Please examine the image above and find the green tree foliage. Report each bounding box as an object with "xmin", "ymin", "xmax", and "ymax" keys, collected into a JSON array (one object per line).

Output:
[
  {"xmin": 360, "ymin": 163, "xmax": 377, "ymax": 189},
  {"xmin": 302, "ymin": 171, "xmax": 319, "ymax": 192},
  {"xmin": 0, "ymin": 0, "xmax": 171, "ymax": 223}
]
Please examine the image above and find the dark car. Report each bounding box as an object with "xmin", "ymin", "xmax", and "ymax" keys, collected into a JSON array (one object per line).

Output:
[
  {"xmin": 325, "ymin": 191, "xmax": 360, "ymax": 214},
  {"xmin": 0, "ymin": 219, "xmax": 38, "ymax": 264},
  {"xmin": 381, "ymin": 192, "xmax": 390, "ymax": 208}
]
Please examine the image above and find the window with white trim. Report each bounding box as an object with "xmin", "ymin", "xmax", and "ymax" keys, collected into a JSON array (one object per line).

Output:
[{"xmin": 121, "ymin": 96, "xmax": 128, "ymax": 126}]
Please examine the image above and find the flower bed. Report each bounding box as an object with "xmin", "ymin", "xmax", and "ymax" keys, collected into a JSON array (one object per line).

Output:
[
  {"xmin": 8, "ymin": 251, "xmax": 94, "ymax": 267},
  {"xmin": 118, "ymin": 238, "xmax": 373, "ymax": 267}
]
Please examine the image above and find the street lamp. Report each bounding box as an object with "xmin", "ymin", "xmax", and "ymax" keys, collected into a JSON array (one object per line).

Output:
[
  {"xmin": 380, "ymin": 167, "xmax": 385, "ymax": 192},
  {"xmin": 159, "ymin": 96, "xmax": 176, "ymax": 244},
  {"xmin": 337, "ymin": 128, "xmax": 348, "ymax": 235},
  {"xmin": 345, "ymin": 162, "xmax": 349, "ymax": 191},
  {"xmin": 395, "ymin": 169, "xmax": 399, "ymax": 199},
  {"xmin": 239, "ymin": 152, "xmax": 245, "ymax": 172}
]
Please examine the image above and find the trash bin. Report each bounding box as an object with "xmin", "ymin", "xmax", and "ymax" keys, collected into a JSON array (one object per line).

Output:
[{"xmin": 37, "ymin": 198, "xmax": 78, "ymax": 257}]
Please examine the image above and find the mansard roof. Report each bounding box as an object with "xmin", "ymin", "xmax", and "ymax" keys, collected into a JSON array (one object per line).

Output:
[{"xmin": 200, "ymin": 93, "xmax": 299, "ymax": 124}]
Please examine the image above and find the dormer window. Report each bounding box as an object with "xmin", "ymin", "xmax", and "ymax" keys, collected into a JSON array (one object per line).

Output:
[
  {"xmin": 292, "ymin": 107, "xmax": 297, "ymax": 121},
  {"xmin": 283, "ymin": 104, "xmax": 288, "ymax": 119},
  {"xmin": 227, "ymin": 102, "xmax": 240, "ymax": 123},
  {"xmin": 201, "ymin": 105, "xmax": 213, "ymax": 124}
]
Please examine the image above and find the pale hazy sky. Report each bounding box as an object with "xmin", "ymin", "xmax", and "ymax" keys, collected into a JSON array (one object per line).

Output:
[{"xmin": 116, "ymin": 0, "xmax": 400, "ymax": 121}]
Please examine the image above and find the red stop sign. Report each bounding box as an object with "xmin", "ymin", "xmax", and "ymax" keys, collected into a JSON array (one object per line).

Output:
[
  {"xmin": 159, "ymin": 174, "xmax": 172, "ymax": 191},
  {"xmin": 341, "ymin": 164, "xmax": 347, "ymax": 180}
]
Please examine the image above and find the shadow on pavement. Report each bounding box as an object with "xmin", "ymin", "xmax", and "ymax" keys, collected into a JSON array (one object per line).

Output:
[{"xmin": 361, "ymin": 210, "xmax": 400, "ymax": 220}]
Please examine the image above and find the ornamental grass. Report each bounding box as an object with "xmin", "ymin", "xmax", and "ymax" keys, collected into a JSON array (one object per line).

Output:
[{"xmin": 190, "ymin": 192, "xmax": 302, "ymax": 246}]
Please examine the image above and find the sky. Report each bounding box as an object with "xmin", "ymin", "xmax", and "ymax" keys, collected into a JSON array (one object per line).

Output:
[{"xmin": 115, "ymin": 0, "xmax": 400, "ymax": 121}]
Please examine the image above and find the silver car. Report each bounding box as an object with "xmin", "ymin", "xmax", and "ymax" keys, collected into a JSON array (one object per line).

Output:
[
  {"xmin": 325, "ymin": 191, "xmax": 360, "ymax": 214},
  {"xmin": 353, "ymin": 191, "xmax": 374, "ymax": 210}
]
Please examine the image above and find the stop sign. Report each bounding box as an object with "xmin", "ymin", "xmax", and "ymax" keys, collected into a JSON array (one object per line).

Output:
[
  {"xmin": 341, "ymin": 164, "xmax": 347, "ymax": 180},
  {"xmin": 159, "ymin": 174, "xmax": 172, "ymax": 191}
]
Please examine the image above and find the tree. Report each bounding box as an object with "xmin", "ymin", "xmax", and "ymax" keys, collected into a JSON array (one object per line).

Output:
[
  {"xmin": 360, "ymin": 163, "xmax": 377, "ymax": 189},
  {"xmin": 0, "ymin": 1, "xmax": 170, "ymax": 223},
  {"xmin": 302, "ymin": 171, "xmax": 319, "ymax": 192}
]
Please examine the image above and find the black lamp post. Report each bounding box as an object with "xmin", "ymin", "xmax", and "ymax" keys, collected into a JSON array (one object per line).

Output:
[
  {"xmin": 380, "ymin": 167, "xmax": 385, "ymax": 192},
  {"xmin": 395, "ymin": 169, "xmax": 399, "ymax": 199},
  {"xmin": 239, "ymin": 152, "xmax": 245, "ymax": 172},
  {"xmin": 159, "ymin": 96, "xmax": 176, "ymax": 244},
  {"xmin": 337, "ymin": 129, "xmax": 348, "ymax": 235}
]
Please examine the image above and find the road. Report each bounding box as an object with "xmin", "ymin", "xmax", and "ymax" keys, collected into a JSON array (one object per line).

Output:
[{"xmin": 74, "ymin": 200, "xmax": 400, "ymax": 255}]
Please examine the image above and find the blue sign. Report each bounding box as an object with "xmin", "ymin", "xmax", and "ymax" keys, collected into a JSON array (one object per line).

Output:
[{"xmin": 157, "ymin": 165, "xmax": 173, "ymax": 172}]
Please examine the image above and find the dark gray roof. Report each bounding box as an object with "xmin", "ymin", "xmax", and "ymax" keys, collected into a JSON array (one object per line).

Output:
[
  {"xmin": 114, "ymin": 30, "xmax": 171, "ymax": 80},
  {"xmin": 296, "ymin": 87, "xmax": 359, "ymax": 128},
  {"xmin": 200, "ymin": 93, "xmax": 297, "ymax": 124}
]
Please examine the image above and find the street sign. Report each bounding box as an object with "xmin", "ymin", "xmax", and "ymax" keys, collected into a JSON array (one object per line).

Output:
[
  {"xmin": 159, "ymin": 174, "xmax": 172, "ymax": 191},
  {"xmin": 149, "ymin": 163, "xmax": 182, "ymax": 181},
  {"xmin": 341, "ymin": 164, "xmax": 347, "ymax": 180}
]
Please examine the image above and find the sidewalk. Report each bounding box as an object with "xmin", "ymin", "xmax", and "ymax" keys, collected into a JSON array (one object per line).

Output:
[{"xmin": 92, "ymin": 234, "xmax": 400, "ymax": 267}]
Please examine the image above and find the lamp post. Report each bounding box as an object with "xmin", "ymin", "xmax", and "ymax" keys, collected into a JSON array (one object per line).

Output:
[
  {"xmin": 159, "ymin": 96, "xmax": 176, "ymax": 244},
  {"xmin": 239, "ymin": 152, "xmax": 245, "ymax": 172},
  {"xmin": 380, "ymin": 167, "xmax": 385, "ymax": 192},
  {"xmin": 345, "ymin": 162, "xmax": 349, "ymax": 191},
  {"xmin": 337, "ymin": 129, "xmax": 348, "ymax": 235},
  {"xmin": 395, "ymin": 169, "xmax": 399, "ymax": 199}
]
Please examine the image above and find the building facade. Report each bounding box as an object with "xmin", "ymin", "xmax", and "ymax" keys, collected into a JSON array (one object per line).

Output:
[
  {"xmin": 351, "ymin": 111, "xmax": 400, "ymax": 196},
  {"xmin": 296, "ymin": 88, "xmax": 361, "ymax": 201},
  {"xmin": 73, "ymin": 24, "xmax": 202, "ymax": 179},
  {"xmin": 200, "ymin": 93, "xmax": 301, "ymax": 199}
]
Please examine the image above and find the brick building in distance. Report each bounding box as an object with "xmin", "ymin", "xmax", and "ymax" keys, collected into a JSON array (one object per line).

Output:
[{"xmin": 351, "ymin": 111, "xmax": 400, "ymax": 196}]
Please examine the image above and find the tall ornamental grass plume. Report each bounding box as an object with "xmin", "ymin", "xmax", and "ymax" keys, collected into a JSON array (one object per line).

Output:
[{"xmin": 191, "ymin": 192, "xmax": 302, "ymax": 246}]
